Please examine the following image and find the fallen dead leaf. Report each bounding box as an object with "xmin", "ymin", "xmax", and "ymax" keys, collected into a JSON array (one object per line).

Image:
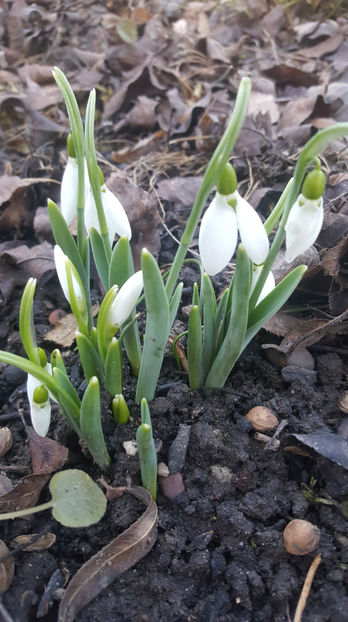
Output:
[
  {"xmin": 44, "ymin": 305, "xmax": 99, "ymax": 348},
  {"xmin": 26, "ymin": 427, "xmax": 69, "ymax": 475},
  {"xmin": 58, "ymin": 486, "xmax": 157, "ymax": 622},
  {"xmin": 11, "ymin": 533, "xmax": 56, "ymax": 552},
  {"xmin": 0, "ymin": 474, "xmax": 49, "ymax": 514},
  {"xmin": 0, "ymin": 428, "xmax": 12, "ymax": 459},
  {"xmin": 0, "ymin": 540, "xmax": 15, "ymax": 594},
  {"xmin": 288, "ymin": 432, "xmax": 348, "ymax": 471}
]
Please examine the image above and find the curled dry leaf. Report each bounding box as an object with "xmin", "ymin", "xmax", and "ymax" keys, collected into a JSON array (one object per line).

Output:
[
  {"xmin": 58, "ymin": 486, "xmax": 157, "ymax": 622},
  {"xmin": 0, "ymin": 474, "xmax": 50, "ymax": 514},
  {"xmin": 26, "ymin": 427, "xmax": 68, "ymax": 475},
  {"xmin": 0, "ymin": 427, "xmax": 12, "ymax": 458},
  {"xmin": 11, "ymin": 533, "xmax": 56, "ymax": 552},
  {"xmin": 0, "ymin": 540, "xmax": 14, "ymax": 593},
  {"xmin": 287, "ymin": 431, "xmax": 348, "ymax": 471}
]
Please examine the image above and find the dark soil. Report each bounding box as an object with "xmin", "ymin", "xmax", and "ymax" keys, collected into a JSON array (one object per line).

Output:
[{"xmin": 1, "ymin": 269, "xmax": 348, "ymax": 621}]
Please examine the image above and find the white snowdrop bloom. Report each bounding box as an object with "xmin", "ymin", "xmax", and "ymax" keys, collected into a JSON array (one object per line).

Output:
[
  {"xmin": 285, "ymin": 195, "xmax": 323, "ymax": 263},
  {"xmin": 199, "ymin": 191, "xmax": 269, "ymax": 276},
  {"xmin": 234, "ymin": 192, "xmax": 269, "ymax": 265},
  {"xmin": 60, "ymin": 159, "xmax": 89, "ymax": 226},
  {"xmin": 27, "ymin": 364, "xmax": 53, "ymax": 437},
  {"xmin": 54, "ymin": 245, "xmax": 84, "ymax": 306},
  {"xmin": 251, "ymin": 265, "xmax": 276, "ymax": 305},
  {"xmin": 109, "ymin": 271, "xmax": 143, "ymax": 327},
  {"xmin": 85, "ymin": 185, "xmax": 131, "ymax": 246},
  {"xmin": 199, "ymin": 193, "xmax": 238, "ymax": 276}
]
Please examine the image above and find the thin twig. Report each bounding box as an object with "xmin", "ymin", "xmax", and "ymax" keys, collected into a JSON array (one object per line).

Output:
[{"xmin": 293, "ymin": 553, "xmax": 322, "ymax": 622}]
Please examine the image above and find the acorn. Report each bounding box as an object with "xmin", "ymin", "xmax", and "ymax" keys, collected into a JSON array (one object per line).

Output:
[
  {"xmin": 283, "ymin": 519, "xmax": 320, "ymax": 556},
  {"xmin": 245, "ymin": 406, "xmax": 278, "ymax": 432}
]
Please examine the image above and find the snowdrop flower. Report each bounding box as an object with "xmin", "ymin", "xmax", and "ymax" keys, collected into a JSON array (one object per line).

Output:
[
  {"xmin": 285, "ymin": 167, "xmax": 326, "ymax": 263},
  {"xmin": 251, "ymin": 265, "xmax": 275, "ymax": 305},
  {"xmin": 108, "ymin": 271, "xmax": 143, "ymax": 327},
  {"xmin": 199, "ymin": 191, "xmax": 269, "ymax": 276},
  {"xmin": 85, "ymin": 185, "xmax": 132, "ymax": 246},
  {"xmin": 27, "ymin": 365, "xmax": 52, "ymax": 437},
  {"xmin": 60, "ymin": 135, "xmax": 89, "ymax": 226},
  {"xmin": 54, "ymin": 245, "xmax": 84, "ymax": 306}
]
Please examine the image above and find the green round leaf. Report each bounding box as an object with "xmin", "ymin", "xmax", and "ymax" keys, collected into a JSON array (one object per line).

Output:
[{"xmin": 49, "ymin": 469, "xmax": 107, "ymax": 527}]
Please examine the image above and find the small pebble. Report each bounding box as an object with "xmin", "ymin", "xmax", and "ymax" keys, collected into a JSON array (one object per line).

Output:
[
  {"xmin": 168, "ymin": 424, "xmax": 191, "ymax": 473},
  {"xmin": 283, "ymin": 519, "xmax": 320, "ymax": 555},
  {"xmin": 281, "ymin": 365, "xmax": 317, "ymax": 385},
  {"xmin": 122, "ymin": 440, "xmax": 137, "ymax": 456},
  {"xmin": 287, "ymin": 349, "xmax": 315, "ymax": 370},
  {"xmin": 160, "ymin": 472, "xmax": 185, "ymax": 500},
  {"xmin": 157, "ymin": 462, "xmax": 169, "ymax": 477},
  {"xmin": 210, "ymin": 465, "xmax": 232, "ymax": 484},
  {"xmin": 245, "ymin": 407, "xmax": 278, "ymax": 432}
]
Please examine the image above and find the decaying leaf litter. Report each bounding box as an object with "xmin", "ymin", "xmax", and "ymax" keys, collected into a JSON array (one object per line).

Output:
[{"xmin": 1, "ymin": 0, "xmax": 348, "ymax": 620}]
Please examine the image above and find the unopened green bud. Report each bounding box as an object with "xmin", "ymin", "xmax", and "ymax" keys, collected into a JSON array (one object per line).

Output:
[
  {"xmin": 217, "ymin": 163, "xmax": 237, "ymax": 196},
  {"xmin": 302, "ymin": 168, "xmax": 326, "ymax": 200},
  {"xmin": 37, "ymin": 348, "xmax": 47, "ymax": 368},
  {"xmin": 33, "ymin": 385, "xmax": 49, "ymax": 405},
  {"xmin": 112, "ymin": 394, "xmax": 130, "ymax": 424},
  {"xmin": 67, "ymin": 133, "xmax": 76, "ymax": 158}
]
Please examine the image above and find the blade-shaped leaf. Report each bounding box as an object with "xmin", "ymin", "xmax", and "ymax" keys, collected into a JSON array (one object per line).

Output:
[{"xmin": 80, "ymin": 377, "xmax": 110, "ymax": 472}]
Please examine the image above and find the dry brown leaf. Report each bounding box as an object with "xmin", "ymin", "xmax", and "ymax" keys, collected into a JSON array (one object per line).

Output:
[
  {"xmin": 262, "ymin": 61, "xmax": 317, "ymax": 86},
  {"xmin": 11, "ymin": 533, "xmax": 56, "ymax": 552},
  {"xmin": 278, "ymin": 95, "xmax": 317, "ymax": 130},
  {"xmin": 0, "ymin": 476, "xmax": 13, "ymax": 496},
  {"xmin": 107, "ymin": 173, "xmax": 161, "ymax": 267},
  {"xmin": 297, "ymin": 33, "xmax": 344, "ymax": 59},
  {"xmin": 43, "ymin": 312, "xmax": 79, "ymax": 348},
  {"xmin": 0, "ymin": 474, "xmax": 49, "ymax": 514},
  {"xmin": 0, "ymin": 540, "xmax": 15, "ymax": 594},
  {"xmin": 27, "ymin": 428, "xmax": 69, "ymax": 475},
  {"xmin": 58, "ymin": 486, "xmax": 158, "ymax": 622}
]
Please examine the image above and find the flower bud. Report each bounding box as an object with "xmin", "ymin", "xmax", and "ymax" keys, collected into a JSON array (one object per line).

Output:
[
  {"xmin": 108, "ymin": 271, "xmax": 143, "ymax": 327},
  {"xmin": 217, "ymin": 163, "xmax": 237, "ymax": 195},
  {"xmin": 302, "ymin": 168, "xmax": 326, "ymax": 200},
  {"xmin": 112, "ymin": 394, "xmax": 130, "ymax": 424},
  {"xmin": 33, "ymin": 385, "xmax": 49, "ymax": 405}
]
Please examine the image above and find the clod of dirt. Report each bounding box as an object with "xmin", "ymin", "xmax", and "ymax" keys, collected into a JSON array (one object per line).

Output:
[
  {"xmin": 245, "ymin": 406, "xmax": 279, "ymax": 431},
  {"xmin": 283, "ymin": 519, "xmax": 320, "ymax": 556},
  {"xmin": 339, "ymin": 390, "xmax": 348, "ymax": 414}
]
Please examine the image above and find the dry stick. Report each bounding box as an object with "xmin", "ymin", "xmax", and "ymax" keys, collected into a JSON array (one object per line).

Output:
[{"xmin": 293, "ymin": 553, "xmax": 322, "ymax": 622}]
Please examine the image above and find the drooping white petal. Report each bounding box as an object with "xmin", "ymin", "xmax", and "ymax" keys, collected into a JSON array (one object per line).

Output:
[
  {"xmin": 235, "ymin": 192, "xmax": 269, "ymax": 265},
  {"xmin": 251, "ymin": 266, "xmax": 275, "ymax": 305},
  {"xmin": 285, "ymin": 195, "xmax": 323, "ymax": 263},
  {"xmin": 54, "ymin": 245, "xmax": 83, "ymax": 305},
  {"xmin": 199, "ymin": 193, "xmax": 238, "ymax": 276},
  {"xmin": 60, "ymin": 157, "xmax": 78, "ymax": 226},
  {"xmin": 109, "ymin": 271, "xmax": 143, "ymax": 326},
  {"xmin": 102, "ymin": 186, "xmax": 132, "ymax": 243},
  {"xmin": 85, "ymin": 186, "xmax": 131, "ymax": 246},
  {"xmin": 27, "ymin": 374, "xmax": 51, "ymax": 437}
]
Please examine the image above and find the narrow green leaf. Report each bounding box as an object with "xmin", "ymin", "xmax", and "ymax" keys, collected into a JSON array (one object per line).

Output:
[
  {"xmin": 169, "ymin": 282, "xmax": 183, "ymax": 330},
  {"xmin": 201, "ymin": 274, "xmax": 216, "ymax": 382},
  {"xmin": 205, "ymin": 245, "xmax": 250, "ymax": 389},
  {"xmin": 109, "ymin": 236, "xmax": 134, "ymax": 288},
  {"xmin": 214, "ymin": 288, "xmax": 229, "ymax": 354},
  {"xmin": 96, "ymin": 285, "xmax": 118, "ymax": 361},
  {"xmin": 244, "ymin": 265, "xmax": 307, "ymax": 351},
  {"xmin": 104, "ymin": 337, "xmax": 122, "ymax": 396},
  {"xmin": 52, "ymin": 368, "xmax": 81, "ymax": 409},
  {"xmin": 137, "ymin": 399, "xmax": 157, "ymax": 500},
  {"xmin": 80, "ymin": 377, "xmax": 111, "ymax": 472},
  {"xmin": 76, "ymin": 332, "xmax": 104, "ymax": 383},
  {"xmin": 89, "ymin": 227, "xmax": 109, "ymax": 291},
  {"xmin": 47, "ymin": 200, "xmax": 87, "ymax": 287},
  {"xmin": 136, "ymin": 249, "xmax": 170, "ymax": 403},
  {"xmin": 187, "ymin": 305, "xmax": 202, "ymax": 390}
]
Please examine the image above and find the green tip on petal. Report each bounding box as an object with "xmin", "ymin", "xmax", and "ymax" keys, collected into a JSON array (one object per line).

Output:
[
  {"xmin": 33, "ymin": 385, "xmax": 49, "ymax": 405},
  {"xmin": 67, "ymin": 133, "xmax": 76, "ymax": 158},
  {"xmin": 112, "ymin": 394, "xmax": 130, "ymax": 424},
  {"xmin": 217, "ymin": 163, "xmax": 237, "ymax": 195},
  {"xmin": 302, "ymin": 168, "xmax": 326, "ymax": 200}
]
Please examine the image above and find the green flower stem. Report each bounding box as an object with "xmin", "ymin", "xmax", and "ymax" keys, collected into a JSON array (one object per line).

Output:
[
  {"xmin": 250, "ymin": 123, "xmax": 348, "ymax": 310},
  {"xmin": 165, "ymin": 77, "xmax": 251, "ymax": 300},
  {"xmin": 0, "ymin": 501, "xmax": 54, "ymax": 521},
  {"xmin": 19, "ymin": 278, "xmax": 40, "ymax": 365},
  {"xmin": 52, "ymin": 67, "xmax": 85, "ymax": 257},
  {"xmin": 264, "ymin": 179, "xmax": 293, "ymax": 236},
  {"xmin": 85, "ymin": 89, "xmax": 112, "ymax": 263}
]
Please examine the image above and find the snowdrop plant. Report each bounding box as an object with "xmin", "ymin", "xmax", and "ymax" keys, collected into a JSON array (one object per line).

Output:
[{"xmin": 0, "ymin": 70, "xmax": 347, "ymax": 490}]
